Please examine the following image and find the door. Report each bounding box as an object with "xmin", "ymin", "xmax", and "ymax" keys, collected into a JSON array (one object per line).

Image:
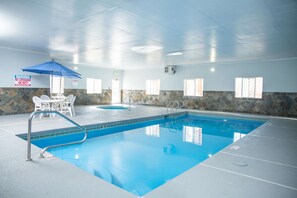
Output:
[{"xmin": 112, "ymin": 79, "xmax": 121, "ymax": 104}]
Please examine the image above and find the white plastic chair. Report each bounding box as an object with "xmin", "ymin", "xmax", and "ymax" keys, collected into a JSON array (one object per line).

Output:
[
  {"xmin": 40, "ymin": 95, "xmax": 50, "ymax": 100},
  {"xmin": 32, "ymin": 96, "xmax": 50, "ymax": 118},
  {"xmin": 40, "ymin": 95, "xmax": 51, "ymax": 109},
  {"xmin": 61, "ymin": 94, "xmax": 74, "ymax": 116},
  {"xmin": 33, "ymin": 96, "xmax": 42, "ymax": 112}
]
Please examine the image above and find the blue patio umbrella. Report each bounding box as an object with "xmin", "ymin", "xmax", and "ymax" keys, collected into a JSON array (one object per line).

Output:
[
  {"xmin": 22, "ymin": 60, "xmax": 81, "ymax": 94},
  {"xmin": 22, "ymin": 60, "xmax": 81, "ymax": 78}
]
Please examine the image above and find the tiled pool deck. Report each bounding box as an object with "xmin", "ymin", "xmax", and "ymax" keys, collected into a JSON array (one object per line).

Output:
[{"xmin": 0, "ymin": 105, "xmax": 296, "ymax": 198}]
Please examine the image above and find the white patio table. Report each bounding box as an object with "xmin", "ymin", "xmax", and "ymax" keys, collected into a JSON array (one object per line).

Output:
[
  {"xmin": 40, "ymin": 99, "xmax": 64, "ymax": 114},
  {"xmin": 51, "ymin": 95, "xmax": 67, "ymax": 100}
]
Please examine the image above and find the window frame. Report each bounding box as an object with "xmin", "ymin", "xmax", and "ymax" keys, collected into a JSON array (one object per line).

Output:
[
  {"xmin": 183, "ymin": 78, "xmax": 204, "ymax": 97},
  {"xmin": 146, "ymin": 79, "xmax": 160, "ymax": 95},
  {"xmin": 235, "ymin": 77, "xmax": 263, "ymax": 99},
  {"xmin": 86, "ymin": 78, "xmax": 102, "ymax": 94},
  {"xmin": 50, "ymin": 76, "xmax": 64, "ymax": 94}
]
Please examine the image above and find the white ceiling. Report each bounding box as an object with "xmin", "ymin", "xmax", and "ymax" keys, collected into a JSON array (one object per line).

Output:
[{"xmin": 1, "ymin": 0, "xmax": 297, "ymax": 70}]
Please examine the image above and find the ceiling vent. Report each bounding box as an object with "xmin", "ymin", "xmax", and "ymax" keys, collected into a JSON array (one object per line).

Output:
[{"xmin": 165, "ymin": 65, "xmax": 176, "ymax": 75}]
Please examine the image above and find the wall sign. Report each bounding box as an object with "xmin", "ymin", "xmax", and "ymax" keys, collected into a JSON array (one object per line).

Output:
[
  {"xmin": 14, "ymin": 75, "xmax": 31, "ymax": 86},
  {"xmin": 71, "ymin": 79, "xmax": 79, "ymax": 87}
]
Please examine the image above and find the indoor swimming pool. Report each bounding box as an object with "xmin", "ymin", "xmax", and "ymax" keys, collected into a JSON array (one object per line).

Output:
[{"xmin": 32, "ymin": 114, "xmax": 265, "ymax": 196}]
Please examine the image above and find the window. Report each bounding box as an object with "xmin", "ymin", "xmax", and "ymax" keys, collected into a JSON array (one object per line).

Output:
[
  {"xmin": 87, "ymin": 78, "xmax": 102, "ymax": 94},
  {"xmin": 184, "ymin": 78, "xmax": 204, "ymax": 97},
  {"xmin": 235, "ymin": 77, "xmax": 263, "ymax": 98},
  {"xmin": 146, "ymin": 79, "xmax": 160, "ymax": 95},
  {"xmin": 50, "ymin": 76, "xmax": 64, "ymax": 94}
]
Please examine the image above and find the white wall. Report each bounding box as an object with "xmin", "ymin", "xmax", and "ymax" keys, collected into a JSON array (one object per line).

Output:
[
  {"xmin": 0, "ymin": 47, "xmax": 49, "ymax": 88},
  {"xmin": 1, "ymin": 47, "xmax": 296, "ymax": 93},
  {"xmin": 0, "ymin": 48, "xmax": 123, "ymax": 89},
  {"xmin": 64, "ymin": 65, "xmax": 123, "ymax": 90},
  {"xmin": 122, "ymin": 59, "xmax": 297, "ymax": 92}
]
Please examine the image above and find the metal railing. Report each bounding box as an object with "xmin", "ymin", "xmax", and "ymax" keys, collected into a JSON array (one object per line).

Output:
[
  {"xmin": 166, "ymin": 100, "xmax": 184, "ymax": 113},
  {"xmin": 178, "ymin": 101, "xmax": 185, "ymax": 109},
  {"xmin": 128, "ymin": 94, "xmax": 132, "ymax": 109},
  {"xmin": 26, "ymin": 110, "xmax": 88, "ymax": 161}
]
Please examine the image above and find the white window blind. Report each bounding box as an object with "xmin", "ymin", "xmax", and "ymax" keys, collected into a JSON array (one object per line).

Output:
[
  {"xmin": 235, "ymin": 78, "xmax": 242, "ymax": 98},
  {"xmin": 146, "ymin": 79, "xmax": 160, "ymax": 95},
  {"xmin": 50, "ymin": 76, "xmax": 64, "ymax": 94},
  {"xmin": 184, "ymin": 78, "xmax": 204, "ymax": 97},
  {"xmin": 255, "ymin": 77, "xmax": 263, "ymax": 98},
  {"xmin": 87, "ymin": 78, "xmax": 102, "ymax": 94},
  {"xmin": 235, "ymin": 77, "xmax": 263, "ymax": 99}
]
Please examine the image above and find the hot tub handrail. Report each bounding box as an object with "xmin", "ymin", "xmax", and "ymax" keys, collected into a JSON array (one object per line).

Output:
[{"xmin": 26, "ymin": 110, "xmax": 88, "ymax": 161}]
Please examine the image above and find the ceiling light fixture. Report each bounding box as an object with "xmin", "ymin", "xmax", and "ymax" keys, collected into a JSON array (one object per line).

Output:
[
  {"xmin": 0, "ymin": 13, "xmax": 16, "ymax": 36},
  {"xmin": 210, "ymin": 67, "xmax": 215, "ymax": 72},
  {"xmin": 131, "ymin": 45, "xmax": 162, "ymax": 54},
  {"xmin": 167, "ymin": 52, "xmax": 183, "ymax": 56}
]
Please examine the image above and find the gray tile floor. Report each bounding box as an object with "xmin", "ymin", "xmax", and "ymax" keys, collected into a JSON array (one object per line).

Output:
[{"xmin": 0, "ymin": 105, "xmax": 297, "ymax": 198}]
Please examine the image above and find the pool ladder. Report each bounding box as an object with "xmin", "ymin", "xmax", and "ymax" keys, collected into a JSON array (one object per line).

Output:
[
  {"xmin": 166, "ymin": 100, "xmax": 184, "ymax": 113},
  {"xmin": 26, "ymin": 110, "xmax": 88, "ymax": 161}
]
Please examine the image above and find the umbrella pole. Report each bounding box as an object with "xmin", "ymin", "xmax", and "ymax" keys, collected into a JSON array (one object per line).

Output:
[
  {"xmin": 60, "ymin": 76, "xmax": 62, "ymax": 95},
  {"xmin": 50, "ymin": 75, "xmax": 53, "ymax": 97}
]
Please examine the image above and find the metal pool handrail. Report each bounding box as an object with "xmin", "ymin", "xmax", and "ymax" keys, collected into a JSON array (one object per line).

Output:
[
  {"xmin": 167, "ymin": 101, "xmax": 178, "ymax": 112},
  {"xmin": 166, "ymin": 100, "xmax": 184, "ymax": 113},
  {"xmin": 26, "ymin": 110, "xmax": 88, "ymax": 161},
  {"xmin": 177, "ymin": 101, "xmax": 185, "ymax": 109}
]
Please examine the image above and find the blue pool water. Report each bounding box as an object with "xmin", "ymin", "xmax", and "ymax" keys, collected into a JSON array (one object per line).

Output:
[
  {"xmin": 32, "ymin": 114, "xmax": 264, "ymax": 196},
  {"xmin": 97, "ymin": 105, "xmax": 129, "ymax": 110}
]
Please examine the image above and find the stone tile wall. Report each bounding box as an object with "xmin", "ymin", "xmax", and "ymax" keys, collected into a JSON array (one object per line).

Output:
[
  {"xmin": 0, "ymin": 88, "xmax": 50, "ymax": 115},
  {"xmin": 0, "ymin": 88, "xmax": 112, "ymax": 115},
  {"xmin": 122, "ymin": 90, "xmax": 297, "ymax": 118},
  {"xmin": 64, "ymin": 89, "xmax": 111, "ymax": 105},
  {"xmin": 1, "ymin": 88, "xmax": 296, "ymax": 117}
]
